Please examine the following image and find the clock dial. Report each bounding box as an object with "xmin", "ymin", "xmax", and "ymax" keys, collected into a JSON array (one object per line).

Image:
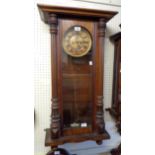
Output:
[{"xmin": 62, "ymin": 26, "xmax": 92, "ymax": 57}]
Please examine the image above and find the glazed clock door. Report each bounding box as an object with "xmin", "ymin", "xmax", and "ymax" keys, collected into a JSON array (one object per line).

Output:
[{"xmin": 58, "ymin": 19, "xmax": 95, "ymax": 135}]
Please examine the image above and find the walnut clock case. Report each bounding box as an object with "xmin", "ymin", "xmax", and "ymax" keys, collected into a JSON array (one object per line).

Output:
[{"xmin": 37, "ymin": 4, "xmax": 117, "ymax": 151}]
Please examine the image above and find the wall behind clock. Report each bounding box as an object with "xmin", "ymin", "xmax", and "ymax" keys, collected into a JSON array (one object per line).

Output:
[{"xmin": 34, "ymin": 0, "xmax": 121, "ymax": 155}]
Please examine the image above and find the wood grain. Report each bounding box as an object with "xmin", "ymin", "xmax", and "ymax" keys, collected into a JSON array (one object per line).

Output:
[{"xmin": 37, "ymin": 4, "xmax": 118, "ymax": 23}]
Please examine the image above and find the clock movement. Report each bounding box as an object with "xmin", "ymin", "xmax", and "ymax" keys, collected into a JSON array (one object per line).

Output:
[{"xmin": 37, "ymin": 4, "xmax": 117, "ymax": 154}]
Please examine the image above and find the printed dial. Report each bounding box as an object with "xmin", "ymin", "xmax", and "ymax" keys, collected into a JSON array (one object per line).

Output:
[{"xmin": 62, "ymin": 26, "xmax": 92, "ymax": 57}]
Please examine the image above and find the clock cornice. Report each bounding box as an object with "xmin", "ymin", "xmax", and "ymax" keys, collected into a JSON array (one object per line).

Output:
[{"xmin": 37, "ymin": 4, "xmax": 118, "ymax": 24}]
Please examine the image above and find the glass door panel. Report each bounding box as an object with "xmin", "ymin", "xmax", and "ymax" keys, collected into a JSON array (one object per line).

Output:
[{"xmin": 62, "ymin": 52, "xmax": 93, "ymax": 129}]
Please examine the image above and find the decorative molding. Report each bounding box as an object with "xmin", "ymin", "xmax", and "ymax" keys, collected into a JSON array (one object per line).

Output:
[{"xmin": 37, "ymin": 4, "xmax": 118, "ymax": 24}]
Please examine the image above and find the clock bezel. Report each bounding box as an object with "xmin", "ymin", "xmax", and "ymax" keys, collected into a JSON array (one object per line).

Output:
[{"xmin": 62, "ymin": 25, "xmax": 93, "ymax": 57}]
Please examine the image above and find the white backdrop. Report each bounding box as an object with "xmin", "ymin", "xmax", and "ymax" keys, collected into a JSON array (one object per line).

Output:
[{"xmin": 34, "ymin": 0, "xmax": 121, "ymax": 155}]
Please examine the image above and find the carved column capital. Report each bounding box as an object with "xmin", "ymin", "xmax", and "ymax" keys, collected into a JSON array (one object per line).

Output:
[
  {"xmin": 48, "ymin": 14, "xmax": 58, "ymax": 34},
  {"xmin": 98, "ymin": 18, "xmax": 106, "ymax": 37}
]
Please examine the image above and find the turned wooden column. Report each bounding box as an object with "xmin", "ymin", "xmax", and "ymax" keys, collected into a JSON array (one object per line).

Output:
[
  {"xmin": 96, "ymin": 18, "xmax": 106, "ymax": 134},
  {"xmin": 48, "ymin": 14, "xmax": 61, "ymax": 139}
]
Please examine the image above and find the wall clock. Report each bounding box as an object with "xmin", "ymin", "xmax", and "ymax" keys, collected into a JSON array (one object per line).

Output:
[{"xmin": 37, "ymin": 4, "xmax": 117, "ymax": 154}]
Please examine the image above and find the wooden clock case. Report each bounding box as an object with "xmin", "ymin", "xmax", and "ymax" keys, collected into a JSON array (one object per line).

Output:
[{"xmin": 37, "ymin": 4, "xmax": 117, "ymax": 151}]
